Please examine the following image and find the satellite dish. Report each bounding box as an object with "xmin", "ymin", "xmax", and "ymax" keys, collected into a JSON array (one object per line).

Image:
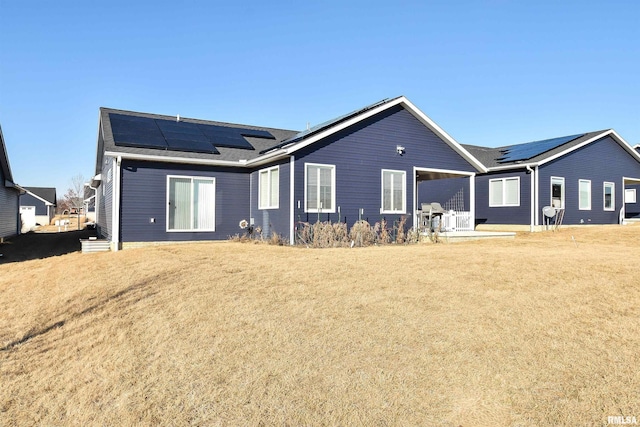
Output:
[{"xmin": 543, "ymin": 206, "xmax": 556, "ymax": 218}]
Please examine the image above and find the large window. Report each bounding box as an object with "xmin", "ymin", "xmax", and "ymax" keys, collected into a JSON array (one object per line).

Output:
[
  {"xmin": 489, "ymin": 177, "xmax": 520, "ymax": 207},
  {"xmin": 603, "ymin": 182, "xmax": 615, "ymax": 211},
  {"xmin": 259, "ymin": 166, "xmax": 279, "ymax": 209},
  {"xmin": 167, "ymin": 176, "xmax": 216, "ymax": 231},
  {"xmin": 579, "ymin": 179, "xmax": 591, "ymax": 210},
  {"xmin": 551, "ymin": 176, "xmax": 565, "ymax": 209},
  {"xmin": 305, "ymin": 163, "xmax": 335, "ymax": 212},
  {"xmin": 381, "ymin": 169, "xmax": 406, "ymax": 214}
]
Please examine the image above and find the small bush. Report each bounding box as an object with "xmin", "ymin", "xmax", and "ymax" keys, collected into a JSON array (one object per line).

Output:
[{"xmin": 349, "ymin": 220, "xmax": 377, "ymax": 247}]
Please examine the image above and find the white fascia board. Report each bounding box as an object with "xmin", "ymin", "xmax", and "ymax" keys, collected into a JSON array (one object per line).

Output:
[
  {"xmin": 609, "ymin": 130, "xmax": 640, "ymax": 162},
  {"xmin": 399, "ymin": 98, "xmax": 488, "ymax": 174},
  {"xmin": 486, "ymin": 163, "xmax": 537, "ymax": 172},
  {"xmin": 245, "ymin": 150, "xmax": 289, "ymax": 168},
  {"xmin": 103, "ymin": 151, "xmax": 244, "ymax": 167},
  {"xmin": 414, "ymin": 166, "xmax": 476, "ymax": 177}
]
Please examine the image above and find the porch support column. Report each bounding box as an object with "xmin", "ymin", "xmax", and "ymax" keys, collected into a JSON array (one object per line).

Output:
[
  {"xmin": 528, "ymin": 166, "xmax": 535, "ymax": 232},
  {"xmin": 534, "ymin": 166, "xmax": 539, "ymax": 230},
  {"xmin": 412, "ymin": 167, "xmax": 418, "ymax": 230},
  {"xmin": 289, "ymin": 155, "xmax": 295, "ymax": 245},
  {"xmin": 469, "ymin": 174, "xmax": 475, "ymax": 230}
]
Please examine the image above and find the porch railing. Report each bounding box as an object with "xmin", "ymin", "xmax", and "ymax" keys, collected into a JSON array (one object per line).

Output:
[{"xmin": 441, "ymin": 211, "xmax": 473, "ymax": 231}]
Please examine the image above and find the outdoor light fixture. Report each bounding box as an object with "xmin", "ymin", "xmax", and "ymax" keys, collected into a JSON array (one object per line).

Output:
[{"xmin": 396, "ymin": 145, "xmax": 405, "ymax": 155}]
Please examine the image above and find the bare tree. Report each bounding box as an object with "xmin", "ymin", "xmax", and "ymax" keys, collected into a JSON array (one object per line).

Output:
[{"xmin": 64, "ymin": 174, "xmax": 86, "ymax": 229}]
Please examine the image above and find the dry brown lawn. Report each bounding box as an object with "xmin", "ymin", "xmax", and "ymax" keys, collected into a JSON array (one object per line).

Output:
[{"xmin": 1, "ymin": 225, "xmax": 639, "ymax": 426}]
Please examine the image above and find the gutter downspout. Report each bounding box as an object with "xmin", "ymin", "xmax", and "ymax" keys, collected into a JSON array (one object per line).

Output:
[
  {"xmin": 526, "ymin": 165, "xmax": 535, "ymax": 232},
  {"xmin": 87, "ymin": 183, "xmax": 98, "ymax": 224},
  {"xmin": 290, "ymin": 155, "xmax": 295, "ymax": 245},
  {"xmin": 113, "ymin": 156, "xmax": 122, "ymax": 251}
]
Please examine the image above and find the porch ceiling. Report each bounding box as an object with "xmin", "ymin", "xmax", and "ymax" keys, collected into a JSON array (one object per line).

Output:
[{"xmin": 416, "ymin": 171, "xmax": 468, "ymax": 181}]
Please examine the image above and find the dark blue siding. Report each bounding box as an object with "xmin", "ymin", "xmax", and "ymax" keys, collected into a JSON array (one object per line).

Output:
[
  {"xmin": 418, "ymin": 177, "xmax": 470, "ymax": 211},
  {"xmin": 475, "ymin": 170, "xmax": 532, "ymax": 225},
  {"xmin": 539, "ymin": 136, "xmax": 640, "ymax": 225},
  {"xmin": 20, "ymin": 193, "xmax": 48, "ymax": 215},
  {"xmin": 97, "ymin": 160, "xmax": 113, "ymax": 240},
  {"xmin": 250, "ymin": 158, "xmax": 291, "ymax": 238},
  {"xmin": 0, "ymin": 167, "xmax": 19, "ymax": 238},
  {"xmin": 292, "ymin": 106, "xmax": 478, "ymax": 227},
  {"xmin": 120, "ymin": 160, "xmax": 249, "ymax": 242}
]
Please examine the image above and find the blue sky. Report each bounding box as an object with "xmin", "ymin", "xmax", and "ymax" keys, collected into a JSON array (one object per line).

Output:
[{"xmin": 1, "ymin": 0, "xmax": 639, "ymax": 196}]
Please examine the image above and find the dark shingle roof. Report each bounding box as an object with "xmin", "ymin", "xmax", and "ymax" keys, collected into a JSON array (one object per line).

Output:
[
  {"xmin": 99, "ymin": 108, "xmax": 299, "ymax": 164},
  {"xmin": 463, "ymin": 130, "xmax": 610, "ymax": 169},
  {"xmin": 24, "ymin": 187, "xmax": 57, "ymax": 204}
]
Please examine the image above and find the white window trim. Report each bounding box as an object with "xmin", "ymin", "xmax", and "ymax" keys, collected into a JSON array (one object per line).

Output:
[
  {"xmin": 579, "ymin": 179, "xmax": 591, "ymax": 211},
  {"xmin": 625, "ymin": 188, "xmax": 636, "ymax": 204},
  {"xmin": 258, "ymin": 165, "xmax": 279, "ymax": 210},
  {"xmin": 550, "ymin": 176, "xmax": 565, "ymax": 209},
  {"xmin": 489, "ymin": 177, "xmax": 520, "ymax": 207},
  {"xmin": 166, "ymin": 175, "xmax": 216, "ymax": 232},
  {"xmin": 603, "ymin": 182, "xmax": 615, "ymax": 211},
  {"xmin": 304, "ymin": 163, "xmax": 336, "ymax": 213},
  {"xmin": 380, "ymin": 169, "xmax": 406, "ymax": 214}
]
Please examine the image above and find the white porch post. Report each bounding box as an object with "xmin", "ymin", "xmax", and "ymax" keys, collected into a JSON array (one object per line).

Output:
[
  {"xmin": 531, "ymin": 166, "xmax": 540, "ymax": 231},
  {"xmin": 469, "ymin": 174, "xmax": 475, "ymax": 230},
  {"xmin": 412, "ymin": 167, "xmax": 418, "ymax": 230}
]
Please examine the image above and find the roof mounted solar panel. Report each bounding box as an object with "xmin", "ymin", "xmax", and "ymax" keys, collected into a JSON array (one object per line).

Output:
[
  {"xmin": 156, "ymin": 119, "xmax": 203, "ymax": 135},
  {"xmin": 165, "ymin": 138, "xmax": 220, "ymax": 154},
  {"xmin": 108, "ymin": 112, "xmax": 277, "ymax": 153},
  {"xmin": 205, "ymin": 133, "xmax": 255, "ymax": 150},
  {"xmin": 113, "ymin": 135, "xmax": 169, "ymax": 149},
  {"xmin": 110, "ymin": 114, "xmax": 168, "ymax": 149},
  {"xmin": 239, "ymin": 128, "xmax": 276, "ymax": 139},
  {"xmin": 497, "ymin": 133, "xmax": 584, "ymax": 163},
  {"xmin": 196, "ymin": 124, "xmax": 272, "ymax": 150}
]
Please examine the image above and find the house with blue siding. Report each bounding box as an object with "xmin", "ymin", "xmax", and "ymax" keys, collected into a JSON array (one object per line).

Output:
[
  {"xmin": 0, "ymin": 124, "xmax": 21, "ymax": 240},
  {"xmin": 19, "ymin": 187, "xmax": 57, "ymax": 231},
  {"xmin": 464, "ymin": 130, "xmax": 640, "ymax": 231},
  {"xmin": 92, "ymin": 96, "xmax": 487, "ymax": 249}
]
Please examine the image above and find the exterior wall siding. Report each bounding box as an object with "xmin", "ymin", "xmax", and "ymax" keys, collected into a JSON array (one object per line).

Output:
[
  {"xmin": 119, "ymin": 160, "xmax": 249, "ymax": 242},
  {"xmin": 475, "ymin": 169, "xmax": 532, "ymax": 225},
  {"xmin": 292, "ymin": 106, "xmax": 477, "ymax": 228},
  {"xmin": 97, "ymin": 159, "xmax": 113, "ymax": 240},
  {"xmin": 539, "ymin": 136, "xmax": 640, "ymax": 225},
  {"xmin": 0, "ymin": 168, "xmax": 19, "ymax": 239},
  {"xmin": 418, "ymin": 177, "xmax": 470, "ymax": 211},
  {"xmin": 249, "ymin": 158, "xmax": 291, "ymax": 239}
]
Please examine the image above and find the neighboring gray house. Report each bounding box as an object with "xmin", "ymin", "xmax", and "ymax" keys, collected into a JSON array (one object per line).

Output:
[
  {"xmin": 463, "ymin": 130, "xmax": 640, "ymax": 230},
  {"xmin": 19, "ymin": 187, "xmax": 57, "ymax": 231},
  {"xmin": 0, "ymin": 124, "xmax": 21, "ymax": 240}
]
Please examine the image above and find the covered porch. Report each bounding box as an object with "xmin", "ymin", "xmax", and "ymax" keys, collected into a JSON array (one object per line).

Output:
[
  {"xmin": 413, "ymin": 167, "xmax": 476, "ymax": 233},
  {"xmin": 622, "ymin": 176, "xmax": 640, "ymax": 223}
]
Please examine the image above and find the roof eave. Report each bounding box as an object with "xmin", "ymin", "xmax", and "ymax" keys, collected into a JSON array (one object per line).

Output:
[
  {"xmin": 486, "ymin": 162, "xmax": 539, "ymax": 172},
  {"xmin": 103, "ymin": 150, "xmax": 249, "ymax": 167}
]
